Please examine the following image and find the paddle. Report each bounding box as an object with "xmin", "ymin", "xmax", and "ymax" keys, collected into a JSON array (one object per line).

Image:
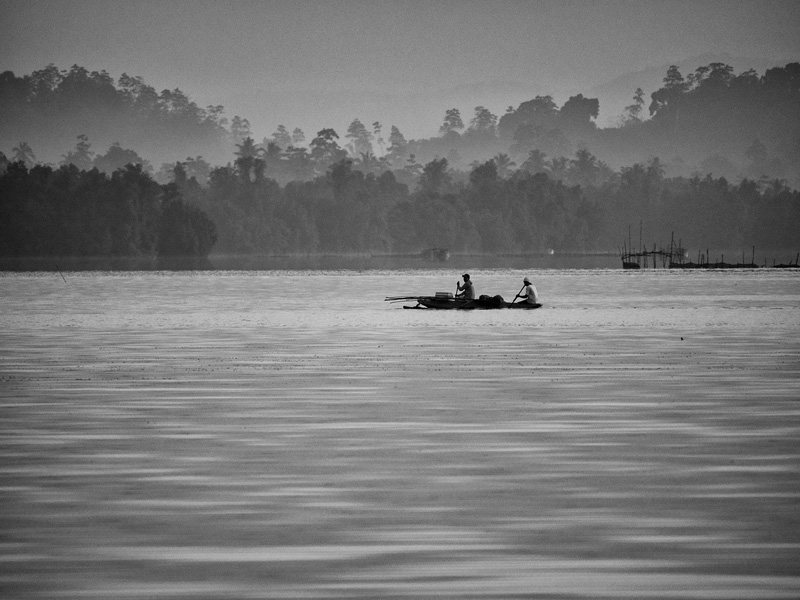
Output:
[{"xmin": 510, "ymin": 284, "xmax": 525, "ymax": 304}]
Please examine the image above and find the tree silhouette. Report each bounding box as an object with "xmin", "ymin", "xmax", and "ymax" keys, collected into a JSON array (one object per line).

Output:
[
  {"xmin": 521, "ymin": 149, "xmax": 548, "ymax": 175},
  {"xmin": 12, "ymin": 142, "xmax": 36, "ymax": 166},
  {"xmin": 291, "ymin": 127, "xmax": 306, "ymax": 147},
  {"xmin": 439, "ymin": 108, "xmax": 464, "ymax": 134},
  {"xmin": 468, "ymin": 106, "xmax": 498, "ymax": 138},
  {"xmin": 559, "ymin": 94, "xmax": 599, "ymax": 132},
  {"xmin": 619, "ymin": 87, "xmax": 645, "ymax": 126},
  {"xmin": 235, "ymin": 136, "xmax": 261, "ymax": 159},
  {"xmin": 61, "ymin": 134, "xmax": 94, "ymax": 170},
  {"xmin": 387, "ymin": 126, "xmax": 408, "ymax": 161},
  {"xmin": 234, "ymin": 137, "xmax": 264, "ymax": 184},
  {"xmin": 345, "ymin": 119, "xmax": 374, "ymax": 157},
  {"xmin": 93, "ymin": 142, "xmax": 151, "ymax": 175},
  {"xmin": 649, "ymin": 65, "xmax": 688, "ymax": 121},
  {"xmin": 310, "ymin": 129, "xmax": 346, "ymax": 172},
  {"xmin": 418, "ymin": 158, "xmax": 451, "ymax": 196},
  {"xmin": 271, "ymin": 125, "xmax": 292, "ymax": 149},
  {"xmin": 356, "ymin": 151, "xmax": 382, "ymax": 174},
  {"xmin": 230, "ymin": 116, "xmax": 252, "ymax": 142},
  {"xmin": 568, "ymin": 148, "xmax": 600, "ymax": 188},
  {"xmin": 284, "ymin": 146, "xmax": 314, "ymax": 181},
  {"xmin": 493, "ymin": 153, "xmax": 516, "ymax": 178},
  {"xmin": 372, "ymin": 121, "xmax": 384, "ymax": 154},
  {"xmin": 498, "ymin": 96, "xmax": 558, "ymax": 139}
]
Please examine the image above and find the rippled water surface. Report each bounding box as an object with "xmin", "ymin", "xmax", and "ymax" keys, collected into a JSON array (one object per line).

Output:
[{"xmin": 2, "ymin": 268, "xmax": 799, "ymax": 599}]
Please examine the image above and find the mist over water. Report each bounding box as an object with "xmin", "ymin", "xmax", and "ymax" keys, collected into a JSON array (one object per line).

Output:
[{"xmin": 2, "ymin": 269, "xmax": 799, "ymax": 598}]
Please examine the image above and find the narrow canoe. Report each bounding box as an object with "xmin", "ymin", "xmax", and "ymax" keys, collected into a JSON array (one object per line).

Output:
[{"xmin": 386, "ymin": 295, "xmax": 542, "ymax": 310}]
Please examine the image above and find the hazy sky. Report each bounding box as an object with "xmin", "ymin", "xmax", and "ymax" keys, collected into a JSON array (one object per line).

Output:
[{"xmin": 1, "ymin": 0, "xmax": 798, "ymax": 140}]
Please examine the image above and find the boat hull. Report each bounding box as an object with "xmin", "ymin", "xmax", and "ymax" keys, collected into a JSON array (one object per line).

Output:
[{"xmin": 410, "ymin": 297, "xmax": 542, "ymax": 310}]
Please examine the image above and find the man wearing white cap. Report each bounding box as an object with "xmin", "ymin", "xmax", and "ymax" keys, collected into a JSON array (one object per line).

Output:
[{"xmin": 515, "ymin": 276, "xmax": 539, "ymax": 305}]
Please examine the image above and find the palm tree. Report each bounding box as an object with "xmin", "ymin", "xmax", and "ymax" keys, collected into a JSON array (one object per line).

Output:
[
  {"xmin": 521, "ymin": 149, "xmax": 548, "ymax": 175},
  {"xmin": 356, "ymin": 151, "xmax": 381, "ymax": 174},
  {"xmin": 493, "ymin": 153, "xmax": 516, "ymax": 178},
  {"xmin": 569, "ymin": 148, "xmax": 599, "ymax": 187},
  {"xmin": 234, "ymin": 137, "xmax": 264, "ymax": 184},
  {"xmin": 234, "ymin": 136, "xmax": 262, "ymax": 159},
  {"xmin": 12, "ymin": 142, "xmax": 36, "ymax": 167}
]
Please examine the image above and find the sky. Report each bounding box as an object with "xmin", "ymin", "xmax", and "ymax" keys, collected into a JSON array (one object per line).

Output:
[{"xmin": 1, "ymin": 0, "xmax": 799, "ymax": 141}]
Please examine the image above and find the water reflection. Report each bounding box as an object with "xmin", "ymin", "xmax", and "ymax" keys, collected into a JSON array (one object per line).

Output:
[{"xmin": 1, "ymin": 270, "xmax": 799, "ymax": 598}]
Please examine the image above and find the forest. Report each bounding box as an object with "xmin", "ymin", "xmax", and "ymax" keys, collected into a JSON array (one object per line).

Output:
[
  {"xmin": 1, "ymin": 62, "xmax": 798, "ymax": 263},
  {"xmin": 0, "ymin": 162, "xmax": 217, "ymax": 268},
  {"xmin": 2, "ymin": 146, "xmax": 798, "ymax": 264}
]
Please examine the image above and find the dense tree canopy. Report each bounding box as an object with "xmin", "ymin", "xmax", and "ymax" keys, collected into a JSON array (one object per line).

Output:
[
  {"xmin": 0, "ymin": 163, "xmax": 216, "ymax": 264},
  {"xmin": 2, "ymin": 62, "xmax": 799, "ymax": 265},
  {"xmin": 1, "ymin": 144, "xmax": 798, "ymax": 265}
]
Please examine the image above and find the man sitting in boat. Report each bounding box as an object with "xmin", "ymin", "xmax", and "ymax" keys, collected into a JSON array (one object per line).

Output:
[
  {"xmin": 515, "ymin": 277, "xmax": 539, "ymax": 305},
  {"xmin": 455, "ymin": 273, "xmax": 474, "ymax": 300}
]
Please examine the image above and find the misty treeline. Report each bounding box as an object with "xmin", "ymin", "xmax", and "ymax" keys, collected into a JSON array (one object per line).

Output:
[
  {"xmin": 400, "ymin": 61, "xmax": 800, "ymax": 187},
  {"xmin": 3, "ymin": 146, "xmax": 796, "ymax": 263},
  {"xmin": 164, "ymin": 151, "xmax": 800, "ymax": 255},
  {"xmin": 0, "ymin": 64, "xmax": 233, "ymax": 168},
  {"xmin": 1, "ymin": 62, "xmax": 799, "ymax": 260},
  {"xmin": 2, "ymin": 61, "xmax": 799, "ymax": 185},
  {"xmin": 0, "ymin": 162, "xmax": 217, "ymax": 265}
]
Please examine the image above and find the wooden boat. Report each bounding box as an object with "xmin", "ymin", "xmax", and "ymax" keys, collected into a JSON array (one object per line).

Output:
[{"xmin": 385, "ymin": 292, "xmax": 542, "ymax": 310}]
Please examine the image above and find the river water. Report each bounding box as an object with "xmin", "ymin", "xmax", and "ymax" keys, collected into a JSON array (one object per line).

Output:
[{"xmin": 1, "ymin": 268, "xmax": 799, "ymax": 599}]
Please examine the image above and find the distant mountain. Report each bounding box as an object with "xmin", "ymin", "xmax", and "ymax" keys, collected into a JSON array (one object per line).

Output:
[{"xmin": 589, "ymin": 53, "xmax": 797, "ymax": 127}]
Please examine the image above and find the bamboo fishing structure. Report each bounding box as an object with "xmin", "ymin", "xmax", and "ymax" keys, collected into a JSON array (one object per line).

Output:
[
  {"xmin": 617, "ymin": 226, "xmax": 796, "ymax": 270},
  {"xmin": 619, "ymin": 225, "xmax": 685, "ymax": 269}
]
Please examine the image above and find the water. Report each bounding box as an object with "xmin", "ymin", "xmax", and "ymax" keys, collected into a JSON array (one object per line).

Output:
[{"xmin": 1, "ymin": 268, "xmax": 799, "ymax": 599}]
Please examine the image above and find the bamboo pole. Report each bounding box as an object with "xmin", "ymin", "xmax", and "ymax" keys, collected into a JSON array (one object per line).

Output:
[{"xmin": 669, "ymin": 232, "xmax": 674, "ymax": 264}]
